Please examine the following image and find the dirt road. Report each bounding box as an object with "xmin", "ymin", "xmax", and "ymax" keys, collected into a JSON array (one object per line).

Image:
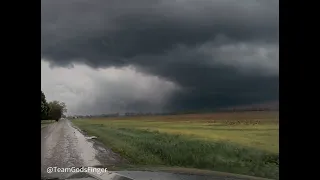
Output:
[{"xmin": 41, "ymin": 119, "xmax": 124, "ymax": 179}]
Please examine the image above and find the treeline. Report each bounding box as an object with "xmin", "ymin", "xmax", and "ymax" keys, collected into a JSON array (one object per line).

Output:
[
  {"xmin": 217, "ymin": 101, "xmax": 279, "ymax": 112},
  {"xmin": 69, "ymin": 112, "xmax": 175, "ymax": 119},
  {"xmin": 70, "ymin": 108, "xmax": 279, "ymax": 119},
  {"xmin": 69, "ymin": 112, "xmax": 204, "ymax": 118},
  {"xmin": 41, "ymin": 90, "xmax": 67, "ymax": 121}
]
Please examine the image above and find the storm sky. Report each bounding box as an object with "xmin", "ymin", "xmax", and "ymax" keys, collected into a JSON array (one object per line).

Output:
[{"xmin": 41, "ymin": 0, "xmax": 279, "ymax": 115}]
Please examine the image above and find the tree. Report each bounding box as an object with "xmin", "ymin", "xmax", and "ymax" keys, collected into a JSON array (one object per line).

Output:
[
  {"xmin": 48, "ymin": 100, "xmax": 67, "ymax": 121},
  {"xmin": 41, "ymin": 91, "xmax": 50, "ymax": 120}
]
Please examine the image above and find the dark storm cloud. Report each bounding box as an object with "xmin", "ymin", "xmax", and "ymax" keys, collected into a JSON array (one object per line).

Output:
[{"xmin": 41, "ymin": 0, "xmax": 279, "ymax": 111}]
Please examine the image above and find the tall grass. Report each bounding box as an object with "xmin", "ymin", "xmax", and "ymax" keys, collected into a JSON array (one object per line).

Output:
[
  {"xmin": 74, "ymin": 121, "xmax": 278, "ymax": 179},
  {"xmin": 41, "ymin": 120, "xmax": 55, "ymax": 128}
]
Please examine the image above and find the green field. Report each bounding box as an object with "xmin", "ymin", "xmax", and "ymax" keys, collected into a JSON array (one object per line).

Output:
[{"xmin": 73, "ymin": 111, "xmax": 279, "ymax": 179}]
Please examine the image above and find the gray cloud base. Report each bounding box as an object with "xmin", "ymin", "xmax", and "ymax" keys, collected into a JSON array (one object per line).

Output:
[{"xmin": 41, "ymin": 0, "xmax": 279, "ymax": 113}]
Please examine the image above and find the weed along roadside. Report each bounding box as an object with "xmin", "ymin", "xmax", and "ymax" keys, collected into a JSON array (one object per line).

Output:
[{"xmin": 41, "ymin": 120, "xmax": 55, "ymax": 129}]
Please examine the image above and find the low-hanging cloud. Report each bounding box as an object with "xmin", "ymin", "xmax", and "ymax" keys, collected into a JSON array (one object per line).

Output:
[
  {"xmin": 41, "ymin": 0, "xmax": 279, "ymax": 113},
  {"xmin": 41, "ymin": 60, "xmax": 179, "ymax": 115}
]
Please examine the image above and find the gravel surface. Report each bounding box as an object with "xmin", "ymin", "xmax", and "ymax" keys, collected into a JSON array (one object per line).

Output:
[{"xmin": 41, "ymin": 119, "xmax": 124, "ymax": 179}]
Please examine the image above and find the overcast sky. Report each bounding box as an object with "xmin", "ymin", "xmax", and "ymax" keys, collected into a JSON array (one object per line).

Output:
[{"xmin": 41, "ymin": 0, "xmax": 279, "ymax": 115}]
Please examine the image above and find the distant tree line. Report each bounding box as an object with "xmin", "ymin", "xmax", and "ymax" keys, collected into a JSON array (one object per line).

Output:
[
  {"xmin": 41, "ymin": 90, "xmax": 67, "ymax": 121},
  {"xmin": 65, "ymin": 102, "xmax": 279, "ymax": 120},
  {"xmin": 69, "ymin": 112, "xmax": 180, "ymax": 119}
]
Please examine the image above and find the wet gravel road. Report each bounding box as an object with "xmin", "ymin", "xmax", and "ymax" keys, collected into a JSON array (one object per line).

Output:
[{"xmin": 41, "ymin": 119, "xmax": 124, "ymax": 179}]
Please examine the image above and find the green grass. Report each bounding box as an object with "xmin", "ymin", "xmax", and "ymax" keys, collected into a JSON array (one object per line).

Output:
[
  {"xmin": 73, "ymin": 112, "xmax": 279, "ymax": 179},
  {"xmin": 41, "ymin": 120, "xmax": 55, "ymax": 128}
]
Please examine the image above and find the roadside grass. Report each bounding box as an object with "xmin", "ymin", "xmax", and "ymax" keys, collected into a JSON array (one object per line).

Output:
[
  {"xmin": 73, "ymin": 111, "xmax": 279, "ymax": 179},
  {"xmin": 41, "ymin": 120, "xmax": 55, "ymax": 128}
]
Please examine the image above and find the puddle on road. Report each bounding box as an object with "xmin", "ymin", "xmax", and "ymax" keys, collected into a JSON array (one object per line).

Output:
[
  {"xmin": 42, "ymin": 119, "xmax": 125, "ymax": 179},
  {"xmin": 70, "ymin": 121, "xmax": 126, "ymax": 166},
  {"xmin": 68, "ymin": 121, "xmax": 101, "ymax": 167},
  {"xmin": 85, "ymin": 136, "xmax": 97, "ymax": 140}
]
